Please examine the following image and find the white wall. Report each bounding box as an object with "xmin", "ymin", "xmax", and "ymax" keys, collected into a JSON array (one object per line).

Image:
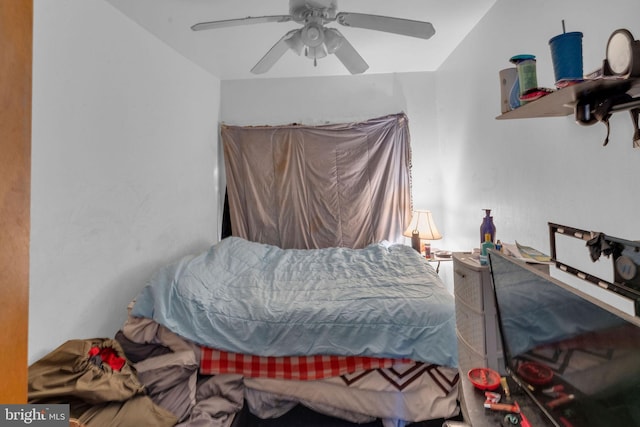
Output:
[
  {"xmin": 29, "ymin": 0, "xmax": 221, "ymax": 362},
  {"xmin": 436, "ymin": 0, "xmax": 640, "ymax": 305},
  {"xmin": 437, "ymin": 0, "xmax": 640, "ymax": 255},
  {"xmin": 436, "ymin": 0, "xmax": 640, "ymax": 312}
]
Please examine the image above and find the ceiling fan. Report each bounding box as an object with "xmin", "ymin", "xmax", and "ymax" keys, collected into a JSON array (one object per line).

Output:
[{"xmin": 191, "ymin": 0, "xmax": 435, "ymax": 75}]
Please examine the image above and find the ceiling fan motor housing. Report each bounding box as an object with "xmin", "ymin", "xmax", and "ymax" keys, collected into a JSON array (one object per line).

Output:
[{"xmin": 290, "ymin": 0, "xmax": 337, "ymax": 23}]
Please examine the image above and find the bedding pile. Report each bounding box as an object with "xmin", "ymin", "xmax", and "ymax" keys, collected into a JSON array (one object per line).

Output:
[
  {"xmin": 119, "ymin": 237, "xmax": 459, "ymax": 426},
  {"xmin": 131, "ymin": 237, "xmax": 458, "ymax": 367},
  {"xmin": 117, "ymin": 315, "xmax": 460, "ymax": 426}
]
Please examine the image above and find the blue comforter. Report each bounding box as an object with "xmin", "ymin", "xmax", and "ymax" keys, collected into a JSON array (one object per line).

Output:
[{"xmin": 131, "ymin": 237, "xmax": 458, "ymax": 368}]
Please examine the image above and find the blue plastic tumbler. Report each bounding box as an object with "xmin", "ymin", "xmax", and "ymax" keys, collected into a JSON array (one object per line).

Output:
[{"xmin": 549, "ymin": 31, "xmax": 583, "ymax": 84}]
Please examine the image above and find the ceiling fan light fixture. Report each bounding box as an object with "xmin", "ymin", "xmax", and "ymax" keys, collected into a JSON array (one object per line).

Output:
[
  {"xmin": 302, "ymin": 22, "xmax": 325, "ymax": 47},
  {"xmin": 324, "ymin": 28, "xmax": 344, "ymax": 54},
  {"xmin": 305, "ymin": 44, "xmax": 328, "ymax": 62},
  {"xmin": 284, "ymin": 29, "xmax": 305, "ymax": 55}
]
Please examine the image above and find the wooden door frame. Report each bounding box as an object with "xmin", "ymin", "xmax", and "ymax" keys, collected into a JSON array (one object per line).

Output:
[{"xmin": 0, "ymin": 0, "xmax": 32, "ymax": 403}]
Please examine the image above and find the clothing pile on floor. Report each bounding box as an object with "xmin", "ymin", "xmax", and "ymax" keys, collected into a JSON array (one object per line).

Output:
[{"xmin": 28, "ymin": 312, "xmax": 245, "ymax": 427}]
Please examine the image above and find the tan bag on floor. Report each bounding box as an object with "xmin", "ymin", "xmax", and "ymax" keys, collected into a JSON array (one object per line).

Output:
[{"xmin": 29, "ymin": 338, "xmax": 177, "ymax": 427}]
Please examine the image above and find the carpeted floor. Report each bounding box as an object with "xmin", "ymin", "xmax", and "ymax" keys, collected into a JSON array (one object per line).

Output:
[{"xmin": 233, "ymin": 403, "xmax": 465, "ymax": 427}]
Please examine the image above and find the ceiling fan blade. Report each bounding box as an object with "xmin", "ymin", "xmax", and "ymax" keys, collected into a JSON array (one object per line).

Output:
[
  {"xmin": 336, "ymin": 12, "xmax": 435, "ymax": 39},
  {"xmin": 330, "ymin": 31, "xmax": 369, "ymax": 74},
  {"xmin": 191, "ymin": 15, "xmax": 292, "ymax": 31},
  {"xmin": 251, "ymin": 30, "xmax": 298, "ymax": 74}
]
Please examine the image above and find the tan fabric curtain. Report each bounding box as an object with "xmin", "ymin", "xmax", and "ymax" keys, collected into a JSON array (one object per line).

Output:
[{"xmin": 222, "ymin": 113, "xmax": 412, "ymax": 249}]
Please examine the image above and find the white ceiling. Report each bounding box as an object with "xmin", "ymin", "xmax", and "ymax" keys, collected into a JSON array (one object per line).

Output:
[{"xmin": 105, "ymin": 0, "xmax": 496, "ymax": 80}]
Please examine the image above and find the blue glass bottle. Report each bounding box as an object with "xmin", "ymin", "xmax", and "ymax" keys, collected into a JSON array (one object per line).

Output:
[{"xmin": 480, "ymin": 209, "xmax": 496, "ymax": 245}]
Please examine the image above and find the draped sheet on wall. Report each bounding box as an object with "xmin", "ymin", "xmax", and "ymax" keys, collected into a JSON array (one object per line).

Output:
[{"xmin": 222, "ymin": 113, "xmax": 412, "ymax": 249}]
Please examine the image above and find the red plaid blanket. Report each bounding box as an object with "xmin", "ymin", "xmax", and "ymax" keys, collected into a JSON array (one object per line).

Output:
[{"xmin": 200, "ymin": 347, "xmax": 411, "ymax": 380}]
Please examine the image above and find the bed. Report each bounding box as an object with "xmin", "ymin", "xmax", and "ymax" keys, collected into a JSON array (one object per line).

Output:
[{"xmin": 122, "ymin": 236, "xmax": 459, "ymax": 427}]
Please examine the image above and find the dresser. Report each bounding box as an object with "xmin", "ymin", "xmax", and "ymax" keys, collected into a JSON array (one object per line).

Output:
[
  {"xmin": 454, "ymin": 251, "xmax": 553, "ymax": 426},
  {"xmin": 452, "ymin": 252, "xmax": 504, "ymax": 375},
  {"xmin": 453, "ymin": 251, "xmax": 550, "ymax": 376}
]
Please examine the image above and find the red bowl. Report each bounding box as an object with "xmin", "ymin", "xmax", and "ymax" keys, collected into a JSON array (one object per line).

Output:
[{"xmin": 467, "ymin": 367, "xmax": 501, "ymax": 391}]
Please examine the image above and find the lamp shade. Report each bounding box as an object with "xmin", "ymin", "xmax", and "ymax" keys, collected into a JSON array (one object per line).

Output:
[{"xmin": 403, "ymin": 210, "xmax": 442, "ymax": 240}]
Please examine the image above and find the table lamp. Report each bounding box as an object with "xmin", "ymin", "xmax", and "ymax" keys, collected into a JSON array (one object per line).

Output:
[{"xmin": 403, "ymin": 210, "xmax": 442, "ymax": 258}]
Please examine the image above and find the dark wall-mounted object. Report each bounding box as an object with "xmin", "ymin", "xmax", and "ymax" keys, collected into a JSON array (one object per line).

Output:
[{"xmin": 548, "ymin": 222, "xmax": 640, "ymax": 317}]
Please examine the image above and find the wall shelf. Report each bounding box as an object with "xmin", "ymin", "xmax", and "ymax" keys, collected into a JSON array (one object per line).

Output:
[{"xmin": 496, "ymin": 78, "xmax": 639, "ymax": 120}]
